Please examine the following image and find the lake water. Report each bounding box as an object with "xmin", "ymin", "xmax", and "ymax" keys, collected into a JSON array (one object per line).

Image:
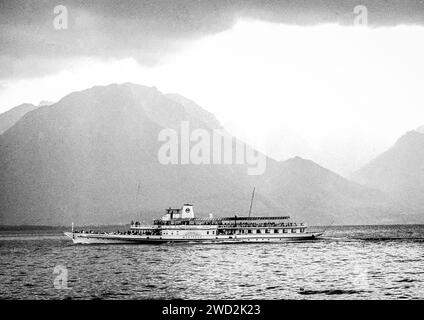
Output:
[{"xmin": 0, "ymin": 225, "xmax": 423, "ymax": 300}]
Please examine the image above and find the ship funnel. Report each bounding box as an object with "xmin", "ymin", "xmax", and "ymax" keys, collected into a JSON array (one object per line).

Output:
[{"xmin": 182, "ymin": 204, "xmax": 194, "ymax": 219}]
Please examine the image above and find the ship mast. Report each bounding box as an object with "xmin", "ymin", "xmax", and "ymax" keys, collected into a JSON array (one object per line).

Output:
[
  {"xmin": 136, "ymin": 182, "xmax": 141, "ymax": 204},
  {"xmin": 136, "ymin": 181, "xmax": 141, "ymax": 222},
  {"xmin": 248, "ymin": 187, "xmax": 256, "ymax": 217}
]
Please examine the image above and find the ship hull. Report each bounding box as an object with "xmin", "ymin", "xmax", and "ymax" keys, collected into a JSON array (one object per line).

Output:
[{"xmin": 64, "ymin": 232, "xmax": 322, "ymax": 244}]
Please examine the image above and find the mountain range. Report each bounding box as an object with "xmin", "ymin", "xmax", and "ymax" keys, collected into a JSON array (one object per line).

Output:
[
  {"xmin": 352, "ymin": 130, "xmax": 424, "ymax": 214},
  {"xmin": 0, "ymin": 83, "xmax": 421, "ymax": 225},
  {"xmin": 0, "ymin": 101, "xmax": 55, "ymax": 135},
  {"xmin": 0, "ymin": 103, "xmax": 40, "ymax": 135}
]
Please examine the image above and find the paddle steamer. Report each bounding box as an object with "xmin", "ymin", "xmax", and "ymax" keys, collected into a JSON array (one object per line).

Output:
[{"xmin": 64, "ymin": 203, "xmax": 322, "ymax": 244}]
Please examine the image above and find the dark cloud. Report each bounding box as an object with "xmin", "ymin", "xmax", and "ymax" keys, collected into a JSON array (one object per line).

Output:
[{"xmin": 1, "ymin": 0, "xmax": 424, "ymax": 80}]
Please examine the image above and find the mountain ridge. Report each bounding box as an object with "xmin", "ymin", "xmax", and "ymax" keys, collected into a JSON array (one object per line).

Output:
[
  {"xmin": 0, "ymin": 103, "xmax": 40, "ymax": 135},
  {"xmin": 0, "ymin": 83, "xmax": 414, "ymax": 225},
  {"xmin": 352, "ymin": 130, "xmax": 424, "ymax": 214}
]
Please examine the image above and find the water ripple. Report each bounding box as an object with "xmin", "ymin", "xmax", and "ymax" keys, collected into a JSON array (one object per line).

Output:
[{"xmin": 0, "ymin": 225, "xmax": 423, "ymax": 299}]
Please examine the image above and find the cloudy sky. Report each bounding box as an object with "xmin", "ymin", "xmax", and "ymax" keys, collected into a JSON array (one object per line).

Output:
[{"xmin": 1, "ymin": 0, "xmax": 424, "ymax": 175}]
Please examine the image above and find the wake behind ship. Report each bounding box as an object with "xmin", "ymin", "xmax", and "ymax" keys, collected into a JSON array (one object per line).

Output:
[{"xmin": 64, "ymin": 204, "xmax": 322, "ymax": 244}]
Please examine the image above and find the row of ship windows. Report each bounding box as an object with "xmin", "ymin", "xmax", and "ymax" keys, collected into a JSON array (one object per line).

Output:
[
  {"xmin": 163, "ymin": 230, "xmax": 216, "ymax": 235},
  {"xmin": 239, "ymin": 229, "xmax": 305, "ymax": 234},
  {"xmin": 163, "ymin": 228, "xmax": 305, "ymax": 235}
]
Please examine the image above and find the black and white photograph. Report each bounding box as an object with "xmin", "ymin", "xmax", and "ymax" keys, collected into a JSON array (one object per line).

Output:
[{"xmin": 0, "ymin": 0, "xmax": 423, "ymax": 309}]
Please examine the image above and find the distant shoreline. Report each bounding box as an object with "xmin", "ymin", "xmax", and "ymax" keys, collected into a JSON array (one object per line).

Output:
[{"xmin": 0, "ymin": 224, "xmax": 130, "ymax": 231}]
